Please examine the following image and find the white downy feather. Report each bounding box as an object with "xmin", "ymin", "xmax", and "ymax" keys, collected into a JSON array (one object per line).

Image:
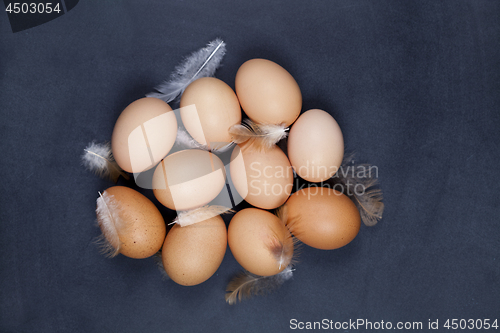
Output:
[
  {"xmin": 153, "ymin": 252, "xmax": 170, "ymax": 281},
  {"xmin": 229, "ymin": 119, "xmax": 288, "ymax": 151},
  {"xmin": 95, "ymin": 191, "xmax": 123, "ymax": 257},
  {"xmin": 174, "ymin": 127, "xmax": 235, "ymax": 153},
  {"xmin": 174, "ymin": 127, "xmax": 208, "ymax": 150},
  {"xmin": 225, "ymin": 265, "xmax": 294, "ymax": 305},
  {"xmin": 170, "ymin": 205, "xmax": 234, "ymax": 227},
  {"xmin": 82, "ymin": 142, "xmax": 129, "ymax": 182},
  {"xmin": 271, "ymin": 205, "xmax": 300, "ymax": 269},
  {"xmin": 147, "ymin": 39, "xmax": 226, "ymax": 103}
]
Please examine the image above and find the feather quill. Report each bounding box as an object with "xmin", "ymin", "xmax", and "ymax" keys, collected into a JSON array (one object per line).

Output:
[
  {"xmin": 229, "ymin": 119, "xmax": 288, "ymax": 151},
  {"xmin": 334, "ymin": 153, "xmax": 384, "ymax": 226},
  {"xmin": 225, "ymin": 266, "xmax": 294, "ymax": 305},
  {"xmin": 146, "ymin": 39, "xmax": 226, "ymax": 102},
  {"xmin": 82, "ymin": 142, "xmax": 129, "ymax": 182},
  {"xmin": 267, "ymin": 236, "xmax": 298, "ymax": 270},
  {"xmin": 95, "ymin": 191, "xmax": 123, "ymax": 257},
  {"xmin": 170, "ymin": 205, "xmax": 234, "ymax": 227}
]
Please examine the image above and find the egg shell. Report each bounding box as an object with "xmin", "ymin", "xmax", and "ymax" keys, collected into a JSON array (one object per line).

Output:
[
  {"xmin": 228, "ymin": 208, "xmax": 293, "ymax": 276},
  {"xmin": 102, "ymin": 186, "xmax": 166, "ymax": 259},
  {"xmin": 235, "ymin": 59, "xmax": 302, "ymax": 126},
  {"xmin": 152, "ymin": 149, "xmax": 226, "ymax": 211},
  {"xmin": 162, "ymin": 215, "xmax": 227, "ymax": 286},
  {"xmin": 286, "ymin": 187, "xmax": 360, "ymax": 250},
  {"xmin": 230, "ymin": 144, "xmax": 293, "ymax": 210},
  {"xmin": 288, "ymin": 109, "xmax": 344, "ymax": 183},
  {"xmin": 180, "ymin": 77, "xmax": 242, "ymax": 148},
  {"xmin": 111, "ymin": 97, "xmax": 177, "ymax": 173}
]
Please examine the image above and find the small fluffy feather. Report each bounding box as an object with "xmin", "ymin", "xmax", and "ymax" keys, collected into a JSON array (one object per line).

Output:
[
  {"xmin": 277, "ymin": 204, "xmax": 303, "ymax": 242},
  {"xmin": 171, "ymin": 205, "xmax": 234, "ymax": 227},
  {"xmin": 147, "ymin": 39, "xmax": 226, "ymax": 102},
  {"xmin": 153, "ymin": 252, "xmax": 170, "ymax": 281},
  {"xmin": 95, "ymin": 191, "xmax": 123, "ymax": 257},
  {"xmin": 175, "ymin": 127, "xmax": 235, "ymax": 153},
  {"xmin": 229, "ymin": 119, "xmax": 288, "ymax": 151},
  {"xmin": 174, "ymin": 127, "xmax": 208, "ymax": 150},
  {"xmin": 225, "ymin": 266, "xmax": 294, "ymax": 305},
  {"xmin": 82, "ymin": 142, "xmax": 129, "ymax": 182},
  {"xmin": 272, "ymin": 205, "xmax": 301, "ymax": 268},
  {"xmin": 334, "ymin": 153, "xmax": 384, "ymax": 226}
]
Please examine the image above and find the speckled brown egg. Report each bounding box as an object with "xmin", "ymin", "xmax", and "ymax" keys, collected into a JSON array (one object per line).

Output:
[
  {"xmin": 235, "ymin": 59, "xmax": 302, "ymax": 126},
  {"xmin": 228, "ymin": 208, "xmax": 293, "ymax": 276},
  {"xmin": 96, "ymin": 186, "xmax": 166, "ymax": 259},
  {"xmin": 286, "ymin": 187, "xmax": 360, "ymax": 250},
  {"xmin": 162, "ymin": 215, "xmax": 227, "ymax": 286}
]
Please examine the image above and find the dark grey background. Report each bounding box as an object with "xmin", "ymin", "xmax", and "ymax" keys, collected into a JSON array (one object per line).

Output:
[{"xmin": 1, "ymin": 1, "xmax": 499, "ymax": 332}]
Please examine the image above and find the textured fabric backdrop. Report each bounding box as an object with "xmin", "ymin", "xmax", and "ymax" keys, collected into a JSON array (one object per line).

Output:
[{"xmin": 1, "ymin": 1, "xmax": 499, "ymax": 332}]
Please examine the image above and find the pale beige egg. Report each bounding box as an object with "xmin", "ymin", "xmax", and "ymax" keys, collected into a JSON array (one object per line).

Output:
[
  {"xmin": 288, "ymin": 109, "xmax": 344, "ymax": 183},
  {"xmin": 180, "ymin": 77, "xmax": 241, "ymax": 149},
  {"xmin": 286, "ymin": 187, "xmax": 360, "ymax": 250},
  {"xmin": 228, "ymin": 208, "xmax": 293, "ymax": 276},
  {"xmin": 111, "ymin": 97, "xmax": 177, "ymax": 173},
  {"xmin": 235, "ymin": 59, "xmax": 302, "ymax": 126},
  {"xmin": 152, "ymin": 149, "xmax": 226, "ymax": 211},
  {"xmin": 230, "ymin": 144, "xmax": 293, "ymax": 210},
  {"xmin": 96, "ymin": 186, "xmax": 166, "ymax": 259},
  {"xmin": 162, "ymin": 215, "xmax": 227, "ymax": 286}
]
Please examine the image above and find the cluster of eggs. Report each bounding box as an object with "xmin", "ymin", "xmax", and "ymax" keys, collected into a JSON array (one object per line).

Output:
[{"xmin": 97, "ymin": 59, "xmax": 361, "ymax": 288}]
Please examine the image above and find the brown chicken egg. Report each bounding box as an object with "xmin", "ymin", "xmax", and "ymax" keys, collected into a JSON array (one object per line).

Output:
[
  {"xmin": 180, "ymin": 77, "xmax": 242, "ymax": 149},
  {"xmin": 229, "ymin": 144, "xmax": 293, "ymax": 210},
  {"xmin": 235, "ymin": 59, "xmax": 302, "ymax": 126},
  {"xmin": 96, "ymin": 186, "xmax": 166, "ymax": 259},
  {"xmin": 288, "ymin": 109, "xmax": 344, "ymax": 182},
  {"xmin": 152, "ymin": 149, "xmax": 226, "ymax": 211},
  {"xmin": 228, "ymin": 208, "xmax": 294, "ymax": 276},
  {"xmin": 111, "ymin": 97, "xmax": 177, "ymax": 173},
  {"xmin": 286, "ymin": 187, "xmax": 360, "ymax": 250},
  {"xmin": 162, "ymin": 215, "xmax": 227, "ymax": 286}
]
